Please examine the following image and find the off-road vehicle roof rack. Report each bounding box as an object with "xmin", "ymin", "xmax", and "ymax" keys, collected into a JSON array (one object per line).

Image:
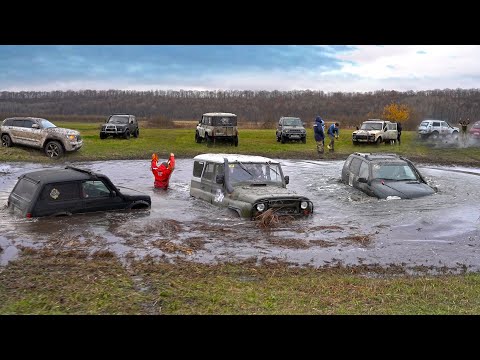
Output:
[{"xmin": 65, "ymin": 166, "xmax": 96, "ymax": 176}]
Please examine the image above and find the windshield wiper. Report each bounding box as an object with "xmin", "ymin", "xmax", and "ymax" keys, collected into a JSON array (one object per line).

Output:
[{"xmin": 237, "ymin": 161, "xmax": 254, "ymax": 177}]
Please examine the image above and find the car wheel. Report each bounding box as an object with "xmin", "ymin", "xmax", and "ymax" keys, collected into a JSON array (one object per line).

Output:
[
  {"xmin": 375, "ymin": 137, "xmax": 382, "ymax": 145},
  {"xmin": 281, "ymin": 135, "xmax": 286, "ymax": 144},
  {"xmin": 302, "ymin": 137, "xmax": 306, "ymax": 144},
  {"xmin": 44, "ymin": 140, "xmax": 64, "ymax": 158},
  {"xmin": 133, "ymin": 129, "xmax": 139, "ymax": 138},
  {"xmin": 234, "ymin": 136, "xmax": 238, "ymax": 147},
  {"xmin": 451, "ymin": 131, "xmax": 459, "ymax": 140},
  {"xmin": 100, "ymin": 133, "xmax": 107, "ymax": 139},
  {"xmin": 124, "ymin": 130, "xmax": 130, "ymax": 139},
  {"xmin": 195, "ymin": 132, "xmax": 202, "ymax": 143},
  {"xmin": 352, "ymin": 140, "xmax": 358, "ymax": 146},
  {"xmin": 206, "ymin": 134, "xmax": 213, "ymax": 147},
  {"xmin": 1, "ymin": 134, "xmax": 12, "ymax": 147}
]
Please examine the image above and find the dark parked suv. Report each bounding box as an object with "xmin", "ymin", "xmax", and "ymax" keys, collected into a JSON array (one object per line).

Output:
[
  {"xmin": 100, "ymin": 114, "xmax": 139, "ymax": 139},
  {"xmin": 7, "ymin": 166, "xmax": 151, "ymax": 218},
  {"xmin": 341, "ymin": 152, "xmax": 436, "ymax": 199},
  {"xmin": 276, "ymin": 117, "xmax": 307, "ymax": 143}
]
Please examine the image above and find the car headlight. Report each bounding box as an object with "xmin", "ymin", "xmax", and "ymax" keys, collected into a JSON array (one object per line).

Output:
[
  {"xmin": 67, "ymin": 134, "xmax": 76, "ymax": 141},
  {"xmin": 300, "ymin": 201, "xmax": 308, "ymax": 209},
  {"xmin": 256, "ymin": 203, "xmax": 265, "ymax": 212}
]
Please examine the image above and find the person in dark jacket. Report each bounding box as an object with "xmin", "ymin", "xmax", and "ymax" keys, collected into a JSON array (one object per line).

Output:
[
  {"xmin": 397, "ymin": 122, "xmax": 403, "ymax": 145},
  {"xmin": 313, "ymin": 116, "xmax": 325, "ymax": 155},
  {"xmin": 327, "ymin": 122, "xmax": 339, "ymax": 151}
]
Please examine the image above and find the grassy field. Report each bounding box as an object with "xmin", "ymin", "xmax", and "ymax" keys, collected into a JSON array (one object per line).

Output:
[
  {"xmin": 2, "ymin": 249, "xmax": 480, "ymax": 314},
  {"xmin": 1, "ymin": 122, "xmax": 480, "ymax": 165},
  {"xmin": 2, "ymin": 122, "xmax": 480, "ymax": 314}
]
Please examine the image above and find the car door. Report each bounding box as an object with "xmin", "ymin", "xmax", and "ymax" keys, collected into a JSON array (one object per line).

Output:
[
  {"xmin": 357, "ymin": 160, "xmax": 374, "ymax": 196},
  {"xmin": 386, "ymin": 122, "xmax": 397, "ymax": 141},
  {"xmin": 10, "ymin": 119, "xmax": 25, "ymax": 144},
  {"xmin": 440, "ymin": 121, "xmax": 449, "ymax": 135},
  {"xmin": 81, "ymin": 180, "xmax": 125, "ymax": 213},
  {"xmin": 36, "ymin": 182, "xmax": 85, "ymax": 216},
  {"xmin": 276, "ymin": 119, "xmax": 283, "ymax": 137},
  {"xmin": 211, "ymin": 163, "xmax": 227, "ymax": 206},
  {"xmin": 198, "ymin": 116, "xmax": 206, "ymax": 138},
  {"xmin": 432, "ymin": 121, "xmax": 441, "ymax": 134},
  {"xmin": 198, "ymin": 162, "xmax": 215, "ymax": 203},
  {"xmin": 348, "ymin": 157, "xmax": 362, "ymax": 188},
  {"xmin": 22, "ymin": 119, "xmax": 42, "ymax": 147}
]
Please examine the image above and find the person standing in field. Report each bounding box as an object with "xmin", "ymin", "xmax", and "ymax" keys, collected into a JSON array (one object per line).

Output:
[
  {"xmin": 327, "ymin": 122, "xmax": 339, "ymax": 151},
  {"xmin": 313, "ymin": 116, "xmax": 325, "ymax": 156}
]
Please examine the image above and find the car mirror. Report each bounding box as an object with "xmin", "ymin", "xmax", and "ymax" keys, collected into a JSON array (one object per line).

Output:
[
  {"xmin": 215, "ymin": 174, "xmax": 225, "ymax": 184},
  {"xmin": 32, "ymin": 124, "xmax": 40, "ymax": 129},
  {"xmin": 358, "ymin": 177, "xmax": 368, "ymax": 183},
  {"xmin": 284, "ymin": 175, "xmax": 289, "ymax": 184}
]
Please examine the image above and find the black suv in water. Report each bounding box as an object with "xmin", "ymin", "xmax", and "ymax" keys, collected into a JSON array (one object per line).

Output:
[
  {"xmin": 100, "ymin": 114, "xmax": 139, "ymax": 139},
  {"xmin": 7, "ymin": 166, "xmax": 151, "ymax": 218},
  {"xmin": 341, "ymin": 152, "xmax": 436, "ymax": 199}
]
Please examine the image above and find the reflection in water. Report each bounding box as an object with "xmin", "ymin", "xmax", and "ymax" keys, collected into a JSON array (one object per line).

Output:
[{"xmin": 0, "ymin": 159, "xmax": 479, "ymax": 272}]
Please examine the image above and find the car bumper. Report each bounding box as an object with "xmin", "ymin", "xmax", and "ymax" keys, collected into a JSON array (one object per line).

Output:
[{"xmin": 65, "ymin": 140, "xmax": 83, "ymax": 151}]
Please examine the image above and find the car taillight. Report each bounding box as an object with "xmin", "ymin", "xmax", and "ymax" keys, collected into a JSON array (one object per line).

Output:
[{"xmin": 26, "ymin": 213, "xmax": 32, "ymax": 218}]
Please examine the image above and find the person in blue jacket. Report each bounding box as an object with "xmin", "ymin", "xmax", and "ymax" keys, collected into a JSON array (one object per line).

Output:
[
  {"xmin": 327, "ymin": 122, "xmax": 340, "ymax": 151},
  {"xmin": 313, "ymin": 116, "xmax": 325, "ymax": 155}
]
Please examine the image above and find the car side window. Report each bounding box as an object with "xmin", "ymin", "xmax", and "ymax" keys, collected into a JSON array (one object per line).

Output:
[
  {"xmin": 215, "ymin": 164, "xmax": 224, "ymax": 176},
  {"xmin": 13, "ymin": 119, "xmax": 24, "ymax": 127},
  {"xmin": 202, "ymin": 163, "xmax": 215, "ymax": 181},
  {"xmin": 41, "ymin": 182, "xmax": 81, "ymax": 201},
  {"xmin": 193, "ymin": 161, "xmax": 205, "ymax": 177},
  {"xmin": 358, "ymin": 161, "xmax": 369, "ymax": 179},
  {"xmin": 350, "ymin": 158, "xmax": 362, "ymax": 176},
  {"xmin": 432, "ymin": 121, "xmax": 440, "ymax": 127},
  {"xmin": 23, "ymin": 120, "xmax": 34, "ymax": 128},
  {"xmin": 82, "ymin": 181, "xmax": 111, "ymax": 198}
]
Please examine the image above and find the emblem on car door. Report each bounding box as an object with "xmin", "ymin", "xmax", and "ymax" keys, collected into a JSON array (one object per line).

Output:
[{"xmin": 50, "ymin": 188, "xmax": 60, "ymax": 199}]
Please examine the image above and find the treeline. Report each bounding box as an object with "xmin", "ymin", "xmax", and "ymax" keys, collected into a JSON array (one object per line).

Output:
[{"xmin": 1, "ymin": 88, "xmax": 479, "ymax": 129}]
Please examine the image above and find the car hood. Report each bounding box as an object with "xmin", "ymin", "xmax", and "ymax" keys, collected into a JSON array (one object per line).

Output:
[
  {"xmin": 283, "ymin": 126, "xmax": 305, "ymax": 130},
  {"xmin": 46, "ymin": 127, "xmax": 81, "ymax": 136},
  {"xmin": 231, "ymin": 185, "xmax": 307, "ymax": 202},
  {"xmin": 116, "ymin": 187, "xmax": 149, "ymax": 201},
  {"xmin": 370, "ymin": 180, "xmax": 435, "ymax": 199},
  {"xmin": 353, "ymin": 129, "xmax": 381, "ymax": 135},
  {"xmin": 104, "ymin": 123, "xmax": 128, "ymax": 128}
]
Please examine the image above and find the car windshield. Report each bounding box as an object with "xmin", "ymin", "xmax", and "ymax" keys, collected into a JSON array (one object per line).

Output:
[
  {"xmin": 419, "ymin": 121, "xmax": 429, "ymax": 127},
  {"xmin": 40, "ymin": 119, "xmax": 56, "ymax": 129},
  {"xmin": 360, "ymin": 123, "xmax": 382, "ymax": 130},
  {"xmin": 372, "ymin": 163, "xmax": 418, "ymax": 181},
  {"xmin": 284, "ymin": 118, "xmax": 302, "ymax": 126},
  {"xmin": 228, "ymin": 162, "xmax": 283, "ymax": 185},
  {"xmin": 108, "ymin": 116, "xmax": 129, "ymax": 124},
  {"xmin": 473, "ymin": 122, "xmax": 480, "ymax": 129}
]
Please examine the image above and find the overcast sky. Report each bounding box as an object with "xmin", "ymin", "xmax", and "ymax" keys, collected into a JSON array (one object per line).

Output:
[{"xmin": 1, "ymin": 45, "xmax": 480, "ymax": 92}]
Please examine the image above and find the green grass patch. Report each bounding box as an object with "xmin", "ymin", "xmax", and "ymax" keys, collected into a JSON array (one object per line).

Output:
[{"xmin": 1, "ymin": 122, "xmax": 480, "ymax": 165}]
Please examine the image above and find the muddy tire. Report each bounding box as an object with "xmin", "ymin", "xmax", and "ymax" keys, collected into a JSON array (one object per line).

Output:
[
  {"xmin": 1, "ymin": 134, "xmax": 12, "ymax": 147},
  {"xmin": 281, "ymin": 135, "xmax": 286, "ymax": 144},
  {"xmin": 430, "ymin": 131, "xmax": 439, "ymax": 140},
  {"xmin": 451, "ymin": 131, "xmax": 459, "ymax": 140},
  {"xmin": 44, "ymin": 140, "xmax": 64, "ymax": 158},
  {"xmin": 123, "ymin": 130, "xmax": 130, "ymax": 139},
  {"xmin": 206, "ymin": 134, "xmax": 213, "ymax": 147},
  {"xmin": 376, "ymin": 137, "xmax": 382, "ymax": 145},
  {"xmin": 133, "ymin": 129, "xmax": 139, "ymax": 138},
  {"xmin": 100, "ymin": 133, "xmax": 107, "ymax": 139},
  {"xmin": 234, "ymin": 136, "xmax": 238, "ymax": 147},
  {"xmin": 195, "ymin": 132, "xmax": 202, "ymax": 143},
  {"xmin": 302, "ymin": 137, "xmax": 306, "ymax": 144}
]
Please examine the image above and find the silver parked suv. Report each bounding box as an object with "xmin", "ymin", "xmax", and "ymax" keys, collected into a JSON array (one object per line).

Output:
[{"xmin": 1, "ymin": 117, "xmax": 83, "ymax": 158}]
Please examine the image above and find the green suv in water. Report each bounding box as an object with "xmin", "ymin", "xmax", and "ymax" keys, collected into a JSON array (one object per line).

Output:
[{"xmin": 190, "ymin": 153, "xmax": 314, "ymax": 219}]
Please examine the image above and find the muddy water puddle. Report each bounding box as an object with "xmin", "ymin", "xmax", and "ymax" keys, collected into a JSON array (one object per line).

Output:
[{"xmin": 0, "ymin": 159, "xmax": 479, "ymax": 273}]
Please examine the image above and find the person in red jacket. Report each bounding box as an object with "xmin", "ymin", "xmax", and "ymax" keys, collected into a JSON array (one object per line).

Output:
[{"xmin": 151, "ymin": 152, "xmax": 175, "ymax": 189}]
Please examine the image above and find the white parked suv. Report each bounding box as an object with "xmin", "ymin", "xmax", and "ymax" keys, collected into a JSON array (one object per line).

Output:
[
  {"xmin": 418, "ymin": 119, "xmax": 459, "ymax": 140},
  {"xmin": 352, "ymin": 119, "xmax": 398, "ymax": 145}
]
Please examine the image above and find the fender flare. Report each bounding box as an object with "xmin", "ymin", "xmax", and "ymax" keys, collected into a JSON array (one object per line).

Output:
[{"xmin": 126, "ymin": 200, "xmax": 151, "ymax": 210}]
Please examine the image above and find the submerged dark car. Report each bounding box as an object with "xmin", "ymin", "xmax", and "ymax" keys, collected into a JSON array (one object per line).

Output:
[
  {"xmin": 7, "ymin": 166, "xmax": 151, "ymax": 218},
  {"xmin": 341, "ymin": 152, "xmax": 436, "ymax": 199}
]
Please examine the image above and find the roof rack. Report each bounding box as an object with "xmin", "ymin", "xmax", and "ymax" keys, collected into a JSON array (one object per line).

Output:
[
  {"xmin": 65, "ymin": 166, "xmax": 95, "ymax": 176},
  {"xmin": 353, "ymin": 152, "xmax": 401, "ymax": 160}
]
